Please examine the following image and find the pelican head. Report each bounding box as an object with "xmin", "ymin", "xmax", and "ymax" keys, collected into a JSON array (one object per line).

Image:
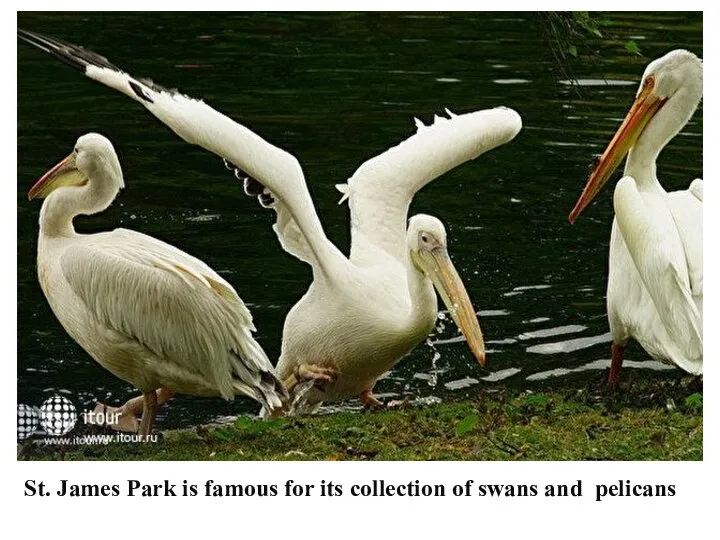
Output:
[
  {"xmin": 29, "ymin": 133, "xmax": 124, "ymax": 201},
  {"xmin": 408, "ymin": 214, "xmax": 486, "ymax": 366},
  {"xmin": 569, "ymin": 49, "xmax": 703, "ymax": 223}
]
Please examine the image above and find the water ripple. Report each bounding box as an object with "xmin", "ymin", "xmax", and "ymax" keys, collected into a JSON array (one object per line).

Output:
[
  {"xmin": 527, "ymin": 359, "xmax": 675, "ymax": 381},
  {"xmin": 481, "ymin": 368, "xmax": 521, "ymax": 382},
  {"xmin": 444, "ymin": 377, "xmax": 479, "ymax": 390},
  {"xmin": 559, "ymin": 78, "xmax": 636, "ymax": 86},
  {"xmin": 518, "ymin": 324, "xmax": 587, "ymax": 341},
  {"xmin": 526, "ymin": 332, "xmax": 611, "ymax": 354}
]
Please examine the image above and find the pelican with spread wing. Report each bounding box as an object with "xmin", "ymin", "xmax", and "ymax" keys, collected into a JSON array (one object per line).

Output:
[
  {"xmin": 569, "ymin": 50, "xmax": 703, "ymax": 386},
  {"xmin": 28, "ymin": 133, "xmax": 287, "ymax": 435},
  {"xmin": 20, "ymin": 30, "xmax": 521, "ymax": 413}
]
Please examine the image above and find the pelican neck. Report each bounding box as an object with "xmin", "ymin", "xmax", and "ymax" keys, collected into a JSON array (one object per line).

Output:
[{"xmin": 623, "ymin": 149, "xmax": 664, "ymax": 194}]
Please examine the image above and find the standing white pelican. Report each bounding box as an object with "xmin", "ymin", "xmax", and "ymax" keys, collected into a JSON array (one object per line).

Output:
[
  {"xmin": 569, "ymin": 49, "xmax": 703, "ymax": 386},
  {"xmin": 29, "ymin": 133, "xmax": 287, "ymax": 435},
  {"xmin": 19, "ymin": 30, "xmax": 521, "ymax": 412}
]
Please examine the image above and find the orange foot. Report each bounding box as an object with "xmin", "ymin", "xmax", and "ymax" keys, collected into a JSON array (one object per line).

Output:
[
  {"xmin": 89, "ymin": 403, "xmax": 139, "ymax": 433},
  {"xmin": 287, "ymin": 364, "xmax": 338, "ymax": 392},
  {"xmin": 90, "ymin": 389, "xmax": 174, "ymax": 433},
  {"xmin": 360, "ymin": 388, "xmax": 384, "ymax": 410}
]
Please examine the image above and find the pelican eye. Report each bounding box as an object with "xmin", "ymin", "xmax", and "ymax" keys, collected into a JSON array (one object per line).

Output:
[
  {"xmin": 421, "ymin": 234, "xmax": 429, "ymax": 243},
  {"xmin": 73, "ymin": 147, "xmax": 79, "ymax": 154}
]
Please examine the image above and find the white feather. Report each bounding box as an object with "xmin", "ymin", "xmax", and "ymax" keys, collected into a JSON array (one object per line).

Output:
[{"xmin": 22, "ymin": 32, "xmax": 519, "ymax": 412}]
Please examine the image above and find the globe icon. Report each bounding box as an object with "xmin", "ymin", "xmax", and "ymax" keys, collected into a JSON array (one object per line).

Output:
[
  {"xmin": 17, "ymin": 404, "xmax": 40, "ymax": 440},
  {"xmin": 39, "ymin": 395, "xmax": 77, "ymax": 436}
]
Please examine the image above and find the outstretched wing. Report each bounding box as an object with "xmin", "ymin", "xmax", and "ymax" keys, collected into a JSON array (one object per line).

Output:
[
  {"xmin": 19, "ymin": 29, "xmax": 345, "ymax": 278},
  {"xmin": 613, "ymin": 177, "xmax": 702, "ymax": 373},
  {"xmin": 337, "ymin": 107, "xmax": 522, "ymax": 264},
  {"xmin": 62, "ymin": 228, "xmax": 287, "ymax": 409}
]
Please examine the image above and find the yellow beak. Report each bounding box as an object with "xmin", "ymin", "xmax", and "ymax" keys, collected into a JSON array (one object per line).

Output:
[
  {"xmin": 415, "ymin": 248, "xmax": 486, "ymax": 366},
  {"xmin": 28, "ymin": 153, "xmax": 85, "ymax": 200},
  {"xmin": 568, "ymin": 75, "xmax": 666, "ymax": 223}
]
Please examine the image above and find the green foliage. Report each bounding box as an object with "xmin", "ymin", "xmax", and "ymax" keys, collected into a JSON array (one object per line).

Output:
[
  {"xmin": 572, "ymin": 11, "xmax": 603, "ymax": 38},
  {"xmin": 22, "ymin": 380, "xmax": 703, "ymax": 462},
  {"xmin": 213, "ymin": 428, "xmax": 231, "ymax": 441},
  {"xmin": 455, "ymin": 413, "xmax": 478, "ymax": 436},
  {"xmin": 523, "ymin": 394, "xmax": 551, "ymax": 407},
  {"xmin": 684, "ymin": 392, "xmax": 703, "ymax": 411},
  {"xmin": 538, "ymin": 11, "xmax": 645, "ymax": 88},
  {"xmin": 625, "ymin": 40, "xmax": 642, "ymax": 56},
  {"xmin": 234, "ymin": 415, "xmax": 287, "ymax": 434},
  {"xmin": 539, "ymin": 11, "xmax": 605, "ymax": 63}
]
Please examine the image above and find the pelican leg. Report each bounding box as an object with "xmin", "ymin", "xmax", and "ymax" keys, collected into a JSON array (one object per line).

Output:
[
  {"xmin": 92, "ymin": 389, "xmax": 175, "ymax": 433},
  {"xmin": 284, "ymin": 364, "xmax": 338, "ymax": 393},
  {"xmin": 138, "ymin": 391, "xmax": 158, "ymax": 437},
  {"xmin": 89, "ymin": 401, "xmax": 140, "ymax": 433},
  {"xmin": 359, "ymin": 387, "xmax": 384, "ymax": 410},
  {"xmin": 608, "ymin": 344, "xmax": 625, "ymax": 388}
]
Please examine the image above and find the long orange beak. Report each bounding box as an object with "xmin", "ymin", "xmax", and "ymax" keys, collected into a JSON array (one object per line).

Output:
[
  {"xmin": 28, "ymin": 153, "xmax": 84, "ymax": 201},
  {"xmin": 568, "ymin": 75, "xmax": 666, "ymax": 223},
  {"xmin": 413, "ymin": 247, "xmax": 486, "ymax": 366}
]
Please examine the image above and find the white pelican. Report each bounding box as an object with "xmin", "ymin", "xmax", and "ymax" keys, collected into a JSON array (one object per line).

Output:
[
  {"xmin": 569, "ymin": 49, "xmax": 703, "ymax": 386},
  {"xmin": 28, "ymin": 133, "xmax": 287, "ymax": 435},
  {"xmin": 20, "ymin": 30, "xmax": 521, "ymax": 411}
]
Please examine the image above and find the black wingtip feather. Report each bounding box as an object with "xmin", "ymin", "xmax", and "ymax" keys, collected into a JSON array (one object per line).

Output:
[
  {"xmin": 227, "ymin": 165, "xmax": 276, "ymax": 209},
  {"xmin": 18, "ymin": 28, "xmax": 118, "ymax": 73},
  {"xmin": 243, "ymin": 177, "xmax": 265, "ymax": 197},
  {"xmin": 259, "ymin": 193, "xmax": 276, "ymax": 208},
  {"xmin": 129, "ymin": 80, "xmax": 154, "ymax": 103},
  {"xmin": 19, "ymin": 29, "xmax": 177, "ymax": 100}
]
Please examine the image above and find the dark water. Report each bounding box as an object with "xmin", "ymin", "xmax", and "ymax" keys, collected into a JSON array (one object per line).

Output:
[{"xmin": 17, "ymin": 12, "xmax": 703, "ymax": 427}]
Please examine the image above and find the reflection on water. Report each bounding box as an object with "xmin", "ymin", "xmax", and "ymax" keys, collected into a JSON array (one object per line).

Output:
[
  {"xmin": 481, "ymin": 368, "xmax": 522, "ymax": 382},
  {"xmin": 527, "ymin": 359, "xmax": 674, "ymax": 381},
  {"xmin": 445, "ymin": 377, "xmax": 479, "ymax": 390},
  {"xmin": 518, "ymin": 324, "xmax": 587, "ymax": 340},
  {"xmin": 493, "ymin": 78, "xmax": 531, "ymax": 84},
  {"xmin": 526, "ymin": 332, "xmax": 612, "ymax": 355},
  {"xmin": 17, "ymin": 12, "xmax": 702, "ymax": 428},
  {"xmin": 559, "ymin": 79, "xmax": 636, "ymax": 86}
]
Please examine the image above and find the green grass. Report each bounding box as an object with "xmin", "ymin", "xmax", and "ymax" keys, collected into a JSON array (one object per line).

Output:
[{"xmin": 20, "ymin": 376, "xmax": 702, "ymax": 461}]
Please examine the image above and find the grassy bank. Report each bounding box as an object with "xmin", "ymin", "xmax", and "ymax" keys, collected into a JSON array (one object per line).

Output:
[{"xmin": 21, "ymin": 376, "xmax": 702, "ymax": 461}]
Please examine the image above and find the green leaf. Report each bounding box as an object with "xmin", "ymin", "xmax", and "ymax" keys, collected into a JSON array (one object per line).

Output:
[
  {"xmin": 573, "ymin": 11, "xmax": 603, "ymax": 37},
  {"xmin": 234, "ymin": 416, "xmax": 254, "ymax": 430},
  {"xmin": 213, "ymin": 428, "xmax": 231, "ymax": 441},
  {"xmin": 455, "ymin": 414, "xmax": 478, "ymax": 436},
  {"xmin": 684, "ymin": 392, "xmax": 703, "ymax": 410},
  {"xmin": 264, "ymin": 417, "xmax": 288, "ymax": 431},
  {"xmin": 625, "ymin": 40, "xmax": 642, "ymax": 56},
  {"xmin": 567, "ymin": 45, "xmax": 578, "ymax": 58},
  {"xmin": 234, "ymin": 415, "xmax": 287, "ymax": 434},
  {"xmin": 524, "ymin": 394, "xmax": 550, "ymax": 407}
]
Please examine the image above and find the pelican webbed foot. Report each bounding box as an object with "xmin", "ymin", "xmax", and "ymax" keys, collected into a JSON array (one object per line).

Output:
[
  {"xmin": 284, "ymin": 364, "xmax": 338, "ymax": 393},
  {"xmin": 387, "ymin": 396, "xmax": 411, "ymax": 409},
  {"xmin": 92, "ymin": 389, "xmax": 175, "ymax": 434},
  {"xmin": 359, "ymin": 388, "xmax": 384, "ymax": 411},
  {"xmin": 90, "ymin": 402, "xmax": 140, "ymax": 433}
]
